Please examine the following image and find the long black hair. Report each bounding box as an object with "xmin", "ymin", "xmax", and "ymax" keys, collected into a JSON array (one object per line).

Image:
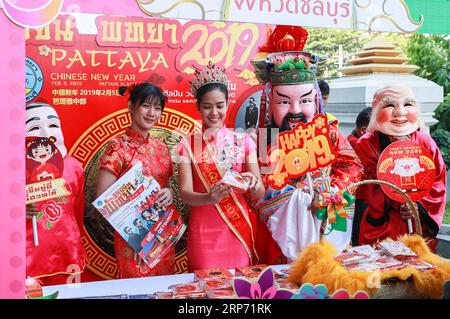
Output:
[
  {"xmin": 119, "ymin": 83, "xmax": 166, "ymax": 110},
  {"xmin": 195, "ymin": 83, "xmax": 228, "ymax": 106}
]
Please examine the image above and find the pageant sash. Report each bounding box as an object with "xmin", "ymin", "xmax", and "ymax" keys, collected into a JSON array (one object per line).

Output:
[{"xmin": 183, "ymin": 135, "xmax": 259, "ymax": 264}]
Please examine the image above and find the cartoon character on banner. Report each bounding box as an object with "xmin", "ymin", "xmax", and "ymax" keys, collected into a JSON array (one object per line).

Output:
[
  {"xmin": 391, "ymin": 157, "xmax": 423, "ymax": 189},
  {"xmin": 25, "ymin": 102, "xmax": 86, "ymax": 286},
  {"xmin": 250, "ymin": 26, "xmax": 363, "ymax": 263},
  {"xmin": 25, "ymin": 136, "xmax": 69, "ymax": 246},
  {"xmin": 26, "ymin": 136, "xmax": 63, "ymax": 183},
  {"xmin": 354, "ymin": 85, "xmax": 446, "ymax": 250}
]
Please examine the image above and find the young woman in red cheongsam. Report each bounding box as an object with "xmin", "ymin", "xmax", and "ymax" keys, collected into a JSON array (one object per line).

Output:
[{"xmin": 96, "ymin": 83, "xmax": 175, "ymax": 278}]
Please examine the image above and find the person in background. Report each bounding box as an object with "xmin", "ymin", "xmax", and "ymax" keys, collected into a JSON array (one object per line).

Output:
[
  {"xmin": 347, "ymin": 107, "xmax": 372, "ymax": 151},
  {"xmin": 133, "ymin": 218, "xmax": 148, "ymax": 241},
  {"xmin": 96, "ymin": 82, "xmax": 175, "ymax": 278},
  {"xmin": 318, "ymin": 79, "xmax": 330, "ymax": 107},
  {"xmin": 141, "ymin": 209, "xmax": 160, "ymax": 229},
  {"xmin": 319, "ymin": 79, "xmax": 339, "ymax": 125},
  {"xmin": 245, "ymin": 96, "xmax": 259, "ymax": 129}
]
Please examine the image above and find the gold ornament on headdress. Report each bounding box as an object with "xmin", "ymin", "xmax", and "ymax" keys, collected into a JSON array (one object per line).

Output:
[{"xmin": 189, "ymin": 61, "xmax": 228, "ymax": 97}]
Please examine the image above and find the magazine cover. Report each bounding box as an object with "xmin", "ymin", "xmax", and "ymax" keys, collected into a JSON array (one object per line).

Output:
[{"xmin": 93, "ymin": 162, "xmax": 186, "ymax": 268}]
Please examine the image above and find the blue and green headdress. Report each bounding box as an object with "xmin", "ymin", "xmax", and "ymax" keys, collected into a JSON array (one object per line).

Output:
[{"xmin": 251, "ymin": 51, "xmax": 327, "ymax": 116}]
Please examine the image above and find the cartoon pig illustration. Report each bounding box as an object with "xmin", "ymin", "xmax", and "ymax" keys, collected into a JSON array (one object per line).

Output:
[{"xmin": 390, "ymin": 157, "xmax": 424, "ymax": 188}]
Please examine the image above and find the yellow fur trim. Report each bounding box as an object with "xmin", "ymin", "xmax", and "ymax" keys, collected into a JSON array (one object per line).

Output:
[{"xmin": 288, "ymin": 235, "xmax": 450, "ymax": 298}]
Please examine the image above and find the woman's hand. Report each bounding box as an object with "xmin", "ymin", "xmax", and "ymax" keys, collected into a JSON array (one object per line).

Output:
[
  {"xmin": 155, "ymin": 188, "xmax": 173, "ymax": 210},
  {"xmin": 208, "ymin": 182, "xmax": 231, "ymax": 204},
  {"xmin": 241, "ymin": 172, "xmax": 260, "ymax": 190},
  {"xmin": 26, "ymin": 203, "xmax": 39, "ymax": 220}
]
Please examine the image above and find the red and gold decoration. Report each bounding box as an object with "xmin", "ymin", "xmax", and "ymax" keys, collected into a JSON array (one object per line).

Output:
[
  {"xmin": 266, "ymin": 114, "xmax": 336, "ymax": 189},
  {"xmin": 260, "ymin": 25, "xmax": 309, "ymax": 53},
  {"xmin": 26, "ymin": 137, "xmax": 71, "ymax": 233},
  {"xmin": 314, "ymin": 189, "xmax": 355, "ymax": 233},
  {"xmin": 289, "ymin": 235, "xmax": 450, "ymax": 299},
  {"xmin": 377, "ymin": 141, "xmax": 436, "ymax": 203}
]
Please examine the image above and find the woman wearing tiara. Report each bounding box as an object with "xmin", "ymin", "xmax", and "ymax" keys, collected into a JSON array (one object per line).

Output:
[
  {"xmin": 96, "ymin": 82, "xmax": 176, "ymax": 278},
  {"xmin": 177, "ymin": 62, "xmax": 265, "ymax": 271}
]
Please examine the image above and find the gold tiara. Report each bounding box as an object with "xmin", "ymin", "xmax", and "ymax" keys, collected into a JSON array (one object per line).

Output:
[{"xmin": 190, "ymin": 61, "xmax": 228, "ymax": 97}]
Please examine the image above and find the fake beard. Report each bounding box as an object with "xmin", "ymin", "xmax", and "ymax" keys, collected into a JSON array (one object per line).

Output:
[{"xmin": 280, "ymin": 113, "xmax": 307, "ymax": 132}]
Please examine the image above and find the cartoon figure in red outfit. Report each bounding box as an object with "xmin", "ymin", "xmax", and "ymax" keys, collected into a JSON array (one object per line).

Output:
[
  {"xmin": 390, "ymin": 157, "xmax": 425, "ymax": 189},
  {"xmin": 26, "ymin": 136, "xmax": 63, "ymax": 183}
]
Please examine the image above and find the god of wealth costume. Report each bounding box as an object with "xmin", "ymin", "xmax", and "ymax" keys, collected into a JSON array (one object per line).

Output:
[
  {"xmin": 251, "ymin": 35, "xmax": 363, "ymax": 263},
  {"xmin": 354, "ymin": 85, "xmax": 446, "ymax": 250}
]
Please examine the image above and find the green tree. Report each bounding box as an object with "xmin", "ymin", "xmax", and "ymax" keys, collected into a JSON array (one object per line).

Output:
[
  {"xmin": 407, "ymin": 34, "xmax": 450, "ymax": 169},
  {"xmin": 407, "ymin": 34, "xmax": 449, "ymax": 96}
]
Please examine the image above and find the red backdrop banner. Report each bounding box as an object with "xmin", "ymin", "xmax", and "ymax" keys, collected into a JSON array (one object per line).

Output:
[{"xmin": 26, "ymin": 15, "xmax": 267, "ymax": 148}]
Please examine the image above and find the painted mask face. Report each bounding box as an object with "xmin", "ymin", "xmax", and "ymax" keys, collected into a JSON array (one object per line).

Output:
[
  {"xmin": 270, "ymin": 83, "xmax": 316, "ymax": 131},
  {"xmin": 375, "ymin": 89, "xmax": 419, "ymax": 137},
  {"xmin": 26, "ymin": 105, "xmax": 67, "ymax": 157},
  {"xmin": 198, "ymin": 89, "xmax": 228, "ymax": 130}
]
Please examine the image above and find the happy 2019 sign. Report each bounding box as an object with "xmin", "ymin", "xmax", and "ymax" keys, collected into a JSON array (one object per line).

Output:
[{"xmin": 267, "ymin": 114, "xmax": 336, "ymax": 189}]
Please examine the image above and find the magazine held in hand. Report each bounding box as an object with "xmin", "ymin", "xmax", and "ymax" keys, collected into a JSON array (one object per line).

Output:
[{"xmin": 93, "ymin": 162, "xmax": 186, "ymax": 268}]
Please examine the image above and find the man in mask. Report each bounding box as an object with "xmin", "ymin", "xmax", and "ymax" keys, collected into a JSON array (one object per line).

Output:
[
  {"xmin": 252, "ymin": 51, "xmax": 363, "ymax": 264},
  {"xmin": 26, "ymin": 102, "xmax": 86, "ymax": 286},
  {"xmin": 354, "ymin": 85, "xmax": 446, "ymax": 251}
]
